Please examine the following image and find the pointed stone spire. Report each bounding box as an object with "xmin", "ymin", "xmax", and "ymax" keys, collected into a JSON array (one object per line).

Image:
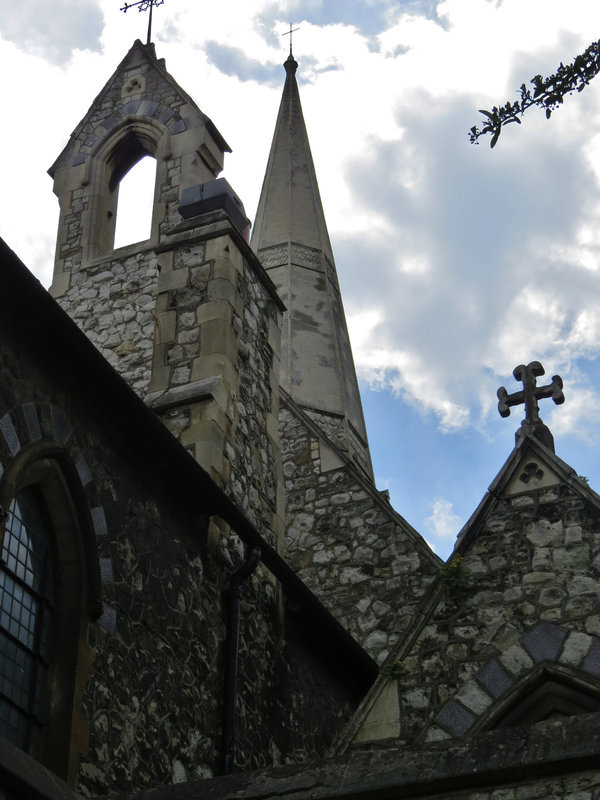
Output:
[{"xmin": 252, "ymin": 54, "xmax": 373, "ymax": 479}]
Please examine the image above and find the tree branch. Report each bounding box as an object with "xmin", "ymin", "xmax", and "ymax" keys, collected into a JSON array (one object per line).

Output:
[{"xmin": 469, "ymin": 38, "xmax": 600, "ymax": 147}]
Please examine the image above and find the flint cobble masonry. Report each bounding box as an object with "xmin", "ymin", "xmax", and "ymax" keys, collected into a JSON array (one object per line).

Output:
[
  {"xmin": 57, "ymin": 247, "xmax": 158, "ymax": 395},
  {"xmin": 280, "ymin": 401, "xmax": 440, "ymax": 665},
  {"xmin": 366, "ymin": 479, "xmax": 600, "ymax": 747},
  {"xmin": 0, "ymin": 262, "xmax": 362, "ymax": 796}
]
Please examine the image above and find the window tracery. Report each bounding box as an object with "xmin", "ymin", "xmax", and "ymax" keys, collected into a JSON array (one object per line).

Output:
[{"xmin": 0, "ymin": 487, "xmax": 54, "ymax": 757}]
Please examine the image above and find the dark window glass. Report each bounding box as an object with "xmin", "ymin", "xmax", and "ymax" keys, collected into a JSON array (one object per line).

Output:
[{"xmin": 0, "ymin": 488, "xmax": 54, "ymax": 756}]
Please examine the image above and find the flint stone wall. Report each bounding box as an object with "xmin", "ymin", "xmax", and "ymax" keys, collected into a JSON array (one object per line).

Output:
[
  {"xmin": 280, "ymin": 400, "xmax": 440, "ymax": 665},
  {"xmin": 106, "ymin": 711, "xmax": 600, "ymax": 800},
  {"xmin": 369, "ymin": 479, "xmax": 600, "ymax": 746},
  {"xmin": 5, "ymin": 710, "xmax": 600, "ymax": 799},
  {"xmin": 54, "ymin": 245, "xmax": 158, "ymax": 395},
  {"xmin": 0, "ymin": 295, "xmax": 358, "ymax": 797},
  {"xmin": 149, "ymin": 221, "xmax": 282, "ymax": 539}
]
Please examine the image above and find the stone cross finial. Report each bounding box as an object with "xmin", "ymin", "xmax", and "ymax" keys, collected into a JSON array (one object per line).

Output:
[
  {"xmin": 121, "ymin": 0, "xmax": 164, "ymax": 45},
  {"xmin": 497, "ymin": 361, "xmax": 564, "ymax": 451},
  {"xmin": 282, "ymin": 23, "xmax": 300, "ymax": 56}
]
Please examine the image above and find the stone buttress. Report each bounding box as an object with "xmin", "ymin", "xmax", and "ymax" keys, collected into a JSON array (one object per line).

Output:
[{"xmin": 48, "ymin": 40, "xmax": 284, "ymax": 542}]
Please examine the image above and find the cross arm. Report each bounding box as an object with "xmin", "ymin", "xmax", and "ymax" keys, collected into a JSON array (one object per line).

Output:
[
  {"xmin": 535, "ymin": 374, "xmax": 565, "ymax": 405},
  {"xmin": 497, "ymin": 386, "xmax": 523, "ymax": 417}
]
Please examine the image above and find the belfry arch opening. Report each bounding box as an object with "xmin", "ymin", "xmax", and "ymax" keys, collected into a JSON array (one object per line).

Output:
[
  {"xmin": 113, "ymin": 153, "xmax": 157, "ymax": 249},
  {"xmin": 88, "ymin": 126, "xmax": 161, "ymax": 256}
]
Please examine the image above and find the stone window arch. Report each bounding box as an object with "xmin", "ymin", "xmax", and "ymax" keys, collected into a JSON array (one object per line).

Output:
[
  {"xmin": 83, "ymin": 119, "xmax": 169, "ymax": 260},
  {"xmin": 0, "ymin": 448, "xmax": 101, "ymax": 783},
  {"xmin": 431, "ymin": 622, "xmax": 600, "ymax": 742},
  {"xmin": 489, "ymin": 666, "xmax": 600, "ymax": 729}
]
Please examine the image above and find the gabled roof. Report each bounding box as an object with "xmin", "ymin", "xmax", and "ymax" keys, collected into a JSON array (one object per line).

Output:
[
  {"xmin": 334, "ymin": 432, "xmax": 600, "ymax": 752},
  {"xmin": 454, "ymin": 432, "xmax": 600, "ymax": 553},
  {"xmin": 49, "ymin": 40, "xmax": 230, "ymax": 177}
]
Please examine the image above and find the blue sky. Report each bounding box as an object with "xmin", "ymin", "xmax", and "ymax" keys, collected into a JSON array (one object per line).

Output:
[{"xmin": 2, "ymin": 1, "xmax": 600, "ymax": 558}]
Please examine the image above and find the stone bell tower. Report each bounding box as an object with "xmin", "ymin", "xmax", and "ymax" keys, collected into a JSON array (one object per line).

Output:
[{"xmin": 48, "ymin": 40, "xmax": 284, "ymax": 541}]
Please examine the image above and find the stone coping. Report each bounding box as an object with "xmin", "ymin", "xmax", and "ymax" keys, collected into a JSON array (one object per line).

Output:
[
  {"xmin": 107, "ymin": 712, "xmax": 600, "ymax": 799},
  {"xmin": 3, "ymin": 711, "xmax": 600, "ymax": 799}
]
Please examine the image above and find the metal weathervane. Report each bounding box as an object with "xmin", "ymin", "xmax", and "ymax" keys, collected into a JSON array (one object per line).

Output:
[
  {"xmin": 120, "ymin": 0, "xmax": 164, "ymax": 45},
  {"xmin": 282, "ymin": 23, "xmax": 300, "ymax": 56}
]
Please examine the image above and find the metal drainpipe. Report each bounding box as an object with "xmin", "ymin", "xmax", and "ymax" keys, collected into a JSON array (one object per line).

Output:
[{"xmin": 221, "ymin": 545, "xmax": 261, "ymax": 775}]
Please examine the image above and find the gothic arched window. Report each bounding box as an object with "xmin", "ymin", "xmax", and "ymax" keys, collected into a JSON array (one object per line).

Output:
[
  {"xmin": 0, "ymin": 454, "xmax": 101, "ymax": 783},
  {"xmin": 0, "ymin": 487, "xmax": 54, "ymax": 757}
]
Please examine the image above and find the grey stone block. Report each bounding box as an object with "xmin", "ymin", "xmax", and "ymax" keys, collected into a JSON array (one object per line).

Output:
[
  {"xmin": 99, "ymin": 558, "xmax": 114, "ymax": 583},
  {"xmin": 521, "ymin": 621, "xmax": 568, "ymax": 663},
  {"xmin": 144, "ymin": 100, "xmax": 159, "ymax": 117},
  {"xmin": 475, "ymin": 658, "xmax": 513, "ymax": 698},
  {"xmin": 91, "ymin": 505, "xmax": 108, "ymax": 536},
  {"xmin": 170, "ymin": 118, "xmax": 186, "ymax": 135},
  {"xmin": 583, "ymin": 637, "xmax": 600, "ymax": 676},
  {"xmin": 435, "ymin": 700, "xmax": 475, "ymax": 737},
  {"xmin": 99, "ymin": 604, "xmax": 116, "ymax": 633},
  {"xmin": 22, "ymin": 402, "xmax": 41, "ymax": 442},
  {"xmin": 0, "ymin": 413, "xmax": 21, "ymax": 456},
  {"xmin": 122, "ymin": 100, "xmax": 141, "ymax": 115},
  {"xmin": 51, "ymin": 404, "xmax": 72, "ymax": 444},
  {"xmin": 159, "ymin": 107, "xmax": 175, "ymax": 124},
  {"xmin": 75, "ymin": 453, "xmax": 93, "ymax": 486}
]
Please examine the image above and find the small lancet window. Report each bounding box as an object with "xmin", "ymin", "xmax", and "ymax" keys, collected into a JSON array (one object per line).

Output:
[
  {"xmin": 113, "ymin": 154, "xmax": 157, "ymax": 249},
  {"xmin": 0, "ymin": 487, "xmax": 54, "ymax": 757}
]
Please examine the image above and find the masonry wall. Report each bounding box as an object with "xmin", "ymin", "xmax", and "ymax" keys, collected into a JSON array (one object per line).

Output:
[
  {"xmin": 350, "ymin": 455, "xmax": 600, "ymax": 749},
  {"xmin": 280, "ymin": 399, "xmax": 440, "ymax": 666},
  {"xmin": 146, "ymin": 216, "xmax": 284, "ymax": 541},
  {"xmin": 51, "ymin": 214, "xmax": 283, "ymax": 543},
  {"xmin": 51, "ymin": 244, "xmax": 158, "ymax": 395},
  {"xmin": 99, "ymin": 710, "xmax": 600, "ymax": 800},
  {"xmin": 0, "ymin": 261, "xmax": 361, "ymax": 796}
]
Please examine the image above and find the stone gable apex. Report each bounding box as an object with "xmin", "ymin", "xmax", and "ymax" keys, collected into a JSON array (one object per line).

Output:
[
  {"xmin": 334, "ymin": 434, "xmax": 600, "ymax": 753},
  {"xmin": 48, "ymin": 40, "xmax": 229, "ymax": 177},
  {"xmin": 457, "ymin": 433, "xmax": 600, "ymax": 550}
]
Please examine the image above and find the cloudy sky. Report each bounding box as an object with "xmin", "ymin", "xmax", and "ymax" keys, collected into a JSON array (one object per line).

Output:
[{"xmin": 2, "ymin": 0, "xmax": 600, "ymax": 557}]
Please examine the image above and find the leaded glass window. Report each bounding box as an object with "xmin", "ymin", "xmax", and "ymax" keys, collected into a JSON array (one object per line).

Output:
[{"xmin": 0, "ymin": 487, "xmax": 54, "ymax": 756}]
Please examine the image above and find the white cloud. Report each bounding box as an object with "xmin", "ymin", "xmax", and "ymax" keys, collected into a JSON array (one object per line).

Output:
[
  {"xmin": 426, "ymin": 499, "xmax": 461, "ymax": 539},
  {"xmin": 3, "ymin": 0, "xmax": 600, "ymax": 547},
  {"xmin": 547, "ymin": 382, "xmax": 600, "ymax": 442},
  {"xmin": 0, "ymin": 0, "xmax": 103, "ymax": 64}
]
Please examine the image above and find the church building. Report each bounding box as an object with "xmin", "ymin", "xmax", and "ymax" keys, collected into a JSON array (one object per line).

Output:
[{"xmin": 2, "ymin": 35, "xmax": 600, "ymax": 800}]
